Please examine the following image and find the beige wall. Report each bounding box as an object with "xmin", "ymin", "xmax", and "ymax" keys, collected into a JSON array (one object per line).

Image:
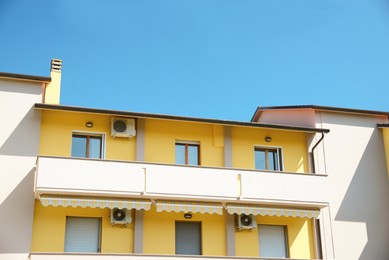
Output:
[
  {"xmin": 318, "ymin": 112, "xmax": 389, "ymax": 259},
  {"xmin": 0, "ymin": 78, "xmax": 42, "ymax": 258}
]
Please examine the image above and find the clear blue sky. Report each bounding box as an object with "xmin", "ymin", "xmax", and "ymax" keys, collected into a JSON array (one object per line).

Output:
[{"xmin": 1, "ymin": 0, "xmax": 389, "ymax": 121}]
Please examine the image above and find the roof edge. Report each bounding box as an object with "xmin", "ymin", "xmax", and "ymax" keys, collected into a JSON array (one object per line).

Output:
[
  {"xmin": 252, "ymin": 105, "xmax": 389, "ymax": 118},
  {"xmin": 35, "ymin": 103, "xmax": 330, "ymax": 134},
  {"xmin": 0, "ymin": 72, "xmax": 51, "ymax": 83}
]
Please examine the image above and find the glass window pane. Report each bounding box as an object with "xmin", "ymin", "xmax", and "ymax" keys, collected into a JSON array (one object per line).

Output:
[
  {"xmin": 188, "ymin": 145, "xmax": 199, "ymax": 165},
  {"xmin": 268, "ymin": 150, "xmax": 277, "ymax": 171},
  {"xmin": 176, "ymin": 144, "xmax": 186, "ymax": 164},
  {"xmin": 255, "ymin": 149, "xmax": 266, "ymax": 170},
  {"xmin": 72, "ymin": 136, "xmax": 87, "ymax": 158},
  {"xmin": 89, "ymin": 137, "xmax": 102, "ymax": 159}
]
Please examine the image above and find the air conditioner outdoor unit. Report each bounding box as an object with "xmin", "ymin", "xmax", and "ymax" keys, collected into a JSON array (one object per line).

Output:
[
  {"xmin": 110, "ymin": 208, "xmax": 132, "ymax": 226},
  {"xmin": 236, "ymin": 214, "xmax": 257, "ymax": 231},
  {"xmin": 111, "ymin": 118, "xmax": 136, "ymax": 138}
]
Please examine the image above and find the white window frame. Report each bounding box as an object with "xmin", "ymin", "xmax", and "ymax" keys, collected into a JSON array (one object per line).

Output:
[
  {"xmin": 64, "ymin": 216, "xmax": 102, "ymax": 253},
  {"xmin": 71, "ymin": 131, "xmax": 106, "ymax": 159},
  {"xmin": 175, "ymin": 140, "xmax": 201, "ymax": 165},
  {"xmin": 258, "ymin": 224, "xmax": 289, "ymax": 258},
  {"xmin": 254, "ymin": 145, "xmax": 284, "ymax": 171}
]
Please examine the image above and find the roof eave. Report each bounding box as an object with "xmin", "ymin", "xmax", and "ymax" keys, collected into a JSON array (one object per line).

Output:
[
  {"xmin": 0, "ymin": 72, "xmax": 51, "ymax": 83},
  {"xmin": 254, "ymin": 105, "xmax": 389, "ymax": 117}
]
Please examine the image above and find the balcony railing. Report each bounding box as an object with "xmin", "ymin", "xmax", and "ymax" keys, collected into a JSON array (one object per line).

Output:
[
  {"xmin": 35, "ymin": 156, "xmax": 329, "ymax": 206},
  {"xmin": 29, "ymin": 252, "xmax": 319, "ymax": 260}
]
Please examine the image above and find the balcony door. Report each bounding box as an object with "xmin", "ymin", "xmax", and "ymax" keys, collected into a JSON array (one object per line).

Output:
[
  {"xmin": 175, "ymin": 221, "xmax": 202, "ymax": 255},
  {"xmin": 258, "ymin": 224, "xmax": 288, "ymax": 258},
  {"xmin": 64, "ymin": 217, "xmax": 101, "ymax": 253}
]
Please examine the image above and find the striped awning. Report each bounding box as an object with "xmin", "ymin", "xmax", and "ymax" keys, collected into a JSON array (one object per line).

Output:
[
  {"xmin": 40, "ymin": 195, "xmax": 152, "ymax": 210},
  {"xmin": 226, "ymin": 204, "xmax": 320, "ymax": 219},
  {"xmin": 156, "ymin": 200, "xmax": 223, "ymax": 215}
]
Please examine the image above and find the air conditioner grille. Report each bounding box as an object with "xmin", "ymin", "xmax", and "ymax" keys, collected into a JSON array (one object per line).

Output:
[
  {"xmin": 241, "ymin": 214, "xmax": 253, "ymax": 226},
  {"xmin": 113, "ymin": 209, "xmax": 126, "ymax": 221},
  {"xmin": 113, "ymin": 120, "xmax": 127, "ymax": 133}
]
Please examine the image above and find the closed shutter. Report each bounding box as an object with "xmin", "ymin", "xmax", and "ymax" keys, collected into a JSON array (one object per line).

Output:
[
  {"xmin": 64, "ymin": 217, "xmax": 101, "ymax": 252},
  {"xmin": 175, "ymin": 222, "xmax": 201, "ymax": 255},
  {"xmin": 258, "ymin": 225, "xmax": 288, "ymax": 258}
]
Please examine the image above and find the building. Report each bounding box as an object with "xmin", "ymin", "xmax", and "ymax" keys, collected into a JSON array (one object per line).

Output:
[{"xmin": 1, "ymin": 59, "xmax": 389, "ymax": 260}]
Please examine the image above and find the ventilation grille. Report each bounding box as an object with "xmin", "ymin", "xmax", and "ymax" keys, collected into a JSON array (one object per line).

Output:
[{"xmin": 51, "ymin": 59, "xmax": 62, "ymax": 72}]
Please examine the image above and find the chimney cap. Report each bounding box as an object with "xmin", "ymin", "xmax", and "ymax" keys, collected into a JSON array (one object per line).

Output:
[{"xmin": 51, "ymin": 59, "xmax": 62, "ymax": 72}]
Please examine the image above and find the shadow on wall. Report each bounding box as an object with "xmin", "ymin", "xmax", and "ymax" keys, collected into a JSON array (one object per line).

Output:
[
  {"xmin": 335, "ymin": 129, "xmax": 389, "ymax": 259},
  {"xmin": 0, "ymin": 107, "xmax": 41, "ymax": 157},
  {"xmin": 0, "ymin": 167, "xmax": 36, "ymax": 253}
]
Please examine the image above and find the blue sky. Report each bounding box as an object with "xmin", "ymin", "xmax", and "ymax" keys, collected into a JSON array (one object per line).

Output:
[{"xmin": 1, "ymin": 0, "xmax": 389, "ymax": 121}]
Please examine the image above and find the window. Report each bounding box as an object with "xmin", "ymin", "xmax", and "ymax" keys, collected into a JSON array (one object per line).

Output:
[
  {"xmin": 255, "ymin": 147, "xmax": 283, "ymax": 171},
  {"xmin": 175, "ymin": 142, "xmax": 200, "ymax": 165},
  {"xmin": 175, "ymin": 222, "xmax": 202, "ymax": 255},
  {"xmin": 64, "ymin": 217, "xmax": 101, "ymax": 253},
  {"xmin": 71, "ymin": 134, "xmax": 103, "ymax": 159},
  {"xmin": 258, "ymin": 225, "xmax": 288, "ymax": 258}
]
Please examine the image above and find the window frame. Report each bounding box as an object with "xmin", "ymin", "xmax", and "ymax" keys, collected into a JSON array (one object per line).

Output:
[
  {"xmin": 175, "ymin": 141, "xmax": 201, "ymax": 165},
  {"xmin": 175, "ymin": 221, "xmax": 202, "ymax": 255},
  {"xmin": 258, "ymin": 224, "xmax": 289, "ymax": 258},
  {"xmin": 254, "ymin": 146, "xmax": 284, "ymax": 171},
  {"xmin": 64, "ymin": 216, "xmax": 102, "ymax": 253},
  {"xmin": 71, "ymin": 131, "xmax": 106, "ymax": 159}
]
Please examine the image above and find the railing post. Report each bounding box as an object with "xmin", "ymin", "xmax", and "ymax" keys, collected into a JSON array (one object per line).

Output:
[{"xmin": 142, "ymin": 167, "xmax": 147, "ymax": 195}]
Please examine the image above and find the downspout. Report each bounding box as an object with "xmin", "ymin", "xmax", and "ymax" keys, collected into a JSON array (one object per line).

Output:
[
  {"xmin": 310, "ymin": 132, "xmax": 325, "ymax": 174},
  {"xmin": 42, "ymin": 82, "xmax": 48, "ymax": 103}
]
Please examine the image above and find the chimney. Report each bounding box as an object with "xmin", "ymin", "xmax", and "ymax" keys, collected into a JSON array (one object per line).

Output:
[{"xmin": 44, "ymin": 59, "xmax": 62, "ymax": 104}]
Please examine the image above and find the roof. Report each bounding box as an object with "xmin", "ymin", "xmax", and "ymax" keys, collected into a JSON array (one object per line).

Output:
[
  {"xmin": 0, "ymin": 72, "xmax": 51, "ymax": 83},
  {"xmin": 251, "ymin": 105, "xmax": 389, "ymax": 122},
  {"xmin": 34, "ymin": 103, "xmax": 330, "ymax": 133}
]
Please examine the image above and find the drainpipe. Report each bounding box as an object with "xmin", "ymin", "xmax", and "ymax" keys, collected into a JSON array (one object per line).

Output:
[{"xmin": 310, "ymin": 132, "xmax": 325, "ymax": 174}]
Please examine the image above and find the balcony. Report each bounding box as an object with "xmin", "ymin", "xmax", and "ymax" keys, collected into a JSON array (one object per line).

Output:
[
  {"xmin": 35, "ymin": 156, "xmax": 329, "ymax": 206},
  {"xmin": 29, "ymin": 253, "xmax": 313, "ymax": 260}
]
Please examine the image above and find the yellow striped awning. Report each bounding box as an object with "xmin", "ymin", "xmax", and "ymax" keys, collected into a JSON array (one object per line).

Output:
[
  {"xmin": 40, "ymin": 195, "xmax": 152, "ymax": 210},
  {"xmin": 226, "ymin": 204, "xmax": 320, "ymax": 219},
  {"xmin": 156, "ymin": 201, "xmax": 223, "ymax": 215}
]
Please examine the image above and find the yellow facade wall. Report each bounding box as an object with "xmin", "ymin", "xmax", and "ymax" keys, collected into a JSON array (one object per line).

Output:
[
  {"xmin": 144, "ymin": 119, "xmax": 224, "ymax": 167},
  {"xmin": 31, "ymin": 201, "xmax": 134, "ymax": 253},
  {"xmin": 40, "ymin": 111, "xmax": 308, "ymax": 173},
  {"xmin": 382, "ymin": 128, "xmax": 389, "ymax": 178},
  {"xmin": 143, "ymin": 208, "xmax": 226, "ymax": 256},
  {"xmin": 45, "ymin": 70, "xmax": 61, "ymax": 104},
  {"xmin": 39, "ymin": 110, "xmax": 136, "ymax": 161},
  {"xmin": 231, "ymin": 126, "xmax": 308, "ymax": 173},
  {"xmin": 32, "ymin": 201, "xmax": 315, "ymax": 258},
  {"xmin": 235, "ymin": 215, "xmax": 315, "ymax": 259}
]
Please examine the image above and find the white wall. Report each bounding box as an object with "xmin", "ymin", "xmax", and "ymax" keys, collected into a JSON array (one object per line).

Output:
[
  {"xmin": 319, "ymin": 112, "xmax": 389, "ymax": 259},
  {"xmin": 36, "ymin": 156, "xmax": 328, "ymax": 206},
  {"xmin": 0, "ymin": 78, "xmax": 42, "ymax": 259}
]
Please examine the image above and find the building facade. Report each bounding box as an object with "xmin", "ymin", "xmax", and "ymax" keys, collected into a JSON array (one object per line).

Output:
[{"xmin": 1, "ymin": 60, "xmax": 389, "ymax": 260}]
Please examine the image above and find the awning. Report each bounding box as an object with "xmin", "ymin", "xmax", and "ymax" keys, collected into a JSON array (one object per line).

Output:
[
  {"xmin": 156, "ymin": 200, "xmax": 223, "ymax": 215},
  {"xmin": 40, "ymin": 195, "xmax": 152, "ymax": 210},
  {"xmin": 226, "ymin": 204, "xmax": 320, "ymax": 219}
]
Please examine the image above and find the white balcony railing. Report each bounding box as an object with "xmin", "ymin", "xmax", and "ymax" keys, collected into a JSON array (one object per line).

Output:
[
  {"xmin": 29, "ymin": 252, "xmax": 314, "ymax": 260},
  {"xmin": 35, "ymin": 156, "xmax": 329, "ymax": 206}
]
